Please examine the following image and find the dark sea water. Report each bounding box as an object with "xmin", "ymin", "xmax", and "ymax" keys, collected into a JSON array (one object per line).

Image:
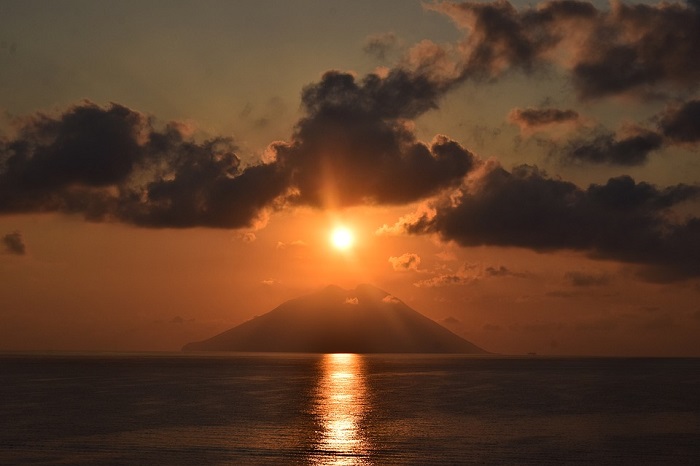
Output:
[{"xmin": 1, "ymin": 353, "xmax": 699, "ymax": 465}]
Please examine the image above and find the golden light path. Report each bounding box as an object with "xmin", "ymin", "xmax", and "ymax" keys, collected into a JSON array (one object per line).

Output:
[{"xmin": 310, "ymin": 353, "xmax": 370, "ymax": 465}]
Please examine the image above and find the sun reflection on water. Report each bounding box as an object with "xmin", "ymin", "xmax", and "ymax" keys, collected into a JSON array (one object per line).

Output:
[{"xmin": 310, "ymin": 353, "xmax": 370, "ymax": 465}]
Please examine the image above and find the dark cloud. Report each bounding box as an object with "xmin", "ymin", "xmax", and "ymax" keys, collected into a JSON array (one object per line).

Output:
[
  {"xmin": 398, "ymin": 164, "xmax": 700, "ymax": 281},
  {"xmin": 2, "ymin": 103, "xmax": 145, "ymax": 189},
  {"xmin": 508, "ymin": 107, "xmax": 580, "ymax": 131},
  {"xmin": 564, "ymin": 128, "xmax": 663, "ymax": 166},
  {"xmin": 127, "ymin": 158, "xmax": 287, "ymax": 229},
  {"xmin": 272, "ymin": 70, "xmax": 477, "ymax": 207},
  {"xmin": 363, "ymin": 32, "xmax": 400, "ymax": 61},
  {"xmin": 432, "ymin": 0, "xmax": 553, "ymax": 77},
  {"xmin": 540, "ymin": 98, "xmax": 700, "ymax": 166},
  {"xmin": 431, "ymin": 0, "xmax": 700, "ymax": 98},
  {"xmin": 0, "ymin": 102, "xmax": 288, "ymax": 228},
  {"xmin": 299, "ymin": 69, "xmax": 445, "ymax": 122},
  {"xmin": 564, "ymin": 271, "xmax": 610, "ymax": 287},
  {"xmin": 2, "ymin": 2, "xmax": 698, "ymax": 236},
  {"xmin": 1, "ymin": 69, "xmax": 477, "ymax": 225},
  {"xmin": 429, "ymin": 0, "xmax": 600, "ymax": 80},
  {"xmin": 571, "ymin": 2, "xmax": 700, "ymax": 99},
  {"xmin": 2, "ymin": 231, "xmax": 25, "ymax": 255},
  {"xmin": 658, "ymin": 100, "xmax": 700, "ymax": 143}
]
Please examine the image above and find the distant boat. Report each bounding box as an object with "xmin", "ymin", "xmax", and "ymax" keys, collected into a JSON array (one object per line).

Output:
[{"xmin": 183, "ymin": 284, "xmax": 488, "ymax": 354}]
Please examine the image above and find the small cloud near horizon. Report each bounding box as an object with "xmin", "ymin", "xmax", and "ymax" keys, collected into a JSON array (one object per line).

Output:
[
  {"xmin": 564, "ymin": 271, "xmax": 610, "ymax": 287},
  {"xmin": 2, "ymin": 231, "xmax": 26, "ymax": 255}
]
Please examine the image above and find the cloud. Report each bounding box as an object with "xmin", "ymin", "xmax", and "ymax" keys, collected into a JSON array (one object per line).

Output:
[
  {"xmin": 388, "ymin": 253, "xmax": 421, "ymax": 272},
  {"xmin": 548, "ymin": 99, "xmax": 700, "ymax": 166},
  {"xmin": 508, "ymin": 107, "xmax": 580, "ymax": 133},
  {"xmin": 658, "ymin": 99, "xmax": 700, "ymax": 143},
  {"xmin": 430, "ymin": 0, "xmax": 700, "ymax": 98},
  {"xmin": 1, "ymin": 2, "xmax": 699, "ymax": 236},
  {"xmin": 395, "ymin": 163, "xmax": 700, "ymax": 281},
  {"xmin": 0, "ymin": 83, "xmax": 477, "ymax": 226},
  {"xmin": 2, "ymin": 231, "xmax": 25, "ymax": 255},
  {"xmin": 427, "ymin": 0, "xmax": 555, "ymax": 78},
  {"xmin": 0, "ymin": 102, "xmax": 288, "ymax": 228},
  {"xmin": 272, "ymin": 70, "xmax": 477, "ymax": 207},
  {"xmin": 563, "ymin": 128, "xmax": 664, "ymax": 166},
  {"xmin": 564, "ymin": 271, "xmax": 610, "ymax": 287},
  {"xmin": 413, "ymin": 264, "xmax": 482, "ymax": 288},
  {"xmin": 344, "ymin": 297, "xmax": 359, "ymax": 305},
  {"xmin": 363, "ymin": 32, "xmax": 400, "ymax": 60},
  {"xmin": 414, "ymin": 272, "xmax": 473, "ymax": 288},
  {"xmin": 569, "ymin": 1, "xmax": 700, "ymax": 99},
  {"xmin": 239, "ymin": 232, "xmax": 256, "ymax": 242},
  {"xmin": 485, "ymin": 265, "xmax": 519, "ymax": 277},
  {"xmin": 376, "ymin": 205, "xmax": 436, "ymax": 236},
  {"xmin": 276, "ymin": 240, "xmax": 307, "ymax": 250},
  {"xmin": 413, "ymin": 262, "xmax": 519, "ymax": 287}
]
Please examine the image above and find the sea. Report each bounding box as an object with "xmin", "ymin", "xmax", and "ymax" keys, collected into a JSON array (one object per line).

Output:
[{"xmin": 1, "ymin": 353, "xmax": 698, "ymax": 465}]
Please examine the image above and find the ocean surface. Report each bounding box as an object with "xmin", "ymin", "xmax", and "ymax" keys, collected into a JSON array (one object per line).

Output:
[{"xmin": 1, "ymin": 353, "xmax": 699, "ymax": 465}]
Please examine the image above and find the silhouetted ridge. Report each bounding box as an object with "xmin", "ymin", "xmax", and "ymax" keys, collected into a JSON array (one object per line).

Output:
[{"xmin": 183, "ymin": 284, "xmax": 487, "ymax": 353}]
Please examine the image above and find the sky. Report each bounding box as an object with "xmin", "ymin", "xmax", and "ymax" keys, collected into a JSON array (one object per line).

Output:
[{"xmin": 1, "ymin": 0, "xmax": 699, "ymax": 356}]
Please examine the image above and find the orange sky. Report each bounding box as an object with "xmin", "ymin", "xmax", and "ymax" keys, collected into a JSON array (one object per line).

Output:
[{"xmin": 1, "ymin": 0, "xmax": 699, "ymax": 355}]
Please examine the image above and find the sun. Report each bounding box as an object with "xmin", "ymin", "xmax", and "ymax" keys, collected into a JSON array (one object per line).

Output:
[{"xmin": 330, "ymin": 227, "xmax": 354, "ymax": 251}]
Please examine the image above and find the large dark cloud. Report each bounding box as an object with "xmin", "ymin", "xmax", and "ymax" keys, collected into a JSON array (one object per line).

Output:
[
  {"xmin": 432, "ymin": 0, "xmax": 700, "ymax": 98},
  {"xmin": 397, "ymin": 164, "xmax": 700, "ymax": 281},
  {"xmin": 429, "ymin": 0, "xmax": 598, "ymax": 79},
  {"xmin": 0, "ymin": 72, "xmax": 476, "ymax": 226},
  {"xmin": 571, "ymin": 1, "xmax": 700, "ymax": 98},
  {"xmin": 0, "ymin": 102, "xmax": 287, "ymax": 228},
  {"xmin": 3, "ymin": 104, "xmax": 145, "ymax": 189},
  {"xmin": 268, "ymin": 70, "xmax": 476, "ymax": 207}
]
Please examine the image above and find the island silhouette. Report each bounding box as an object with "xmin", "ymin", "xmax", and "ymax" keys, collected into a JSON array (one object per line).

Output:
[{"xmin": 183, "ymin": 284, "xmax": 487, "ymax": 353}]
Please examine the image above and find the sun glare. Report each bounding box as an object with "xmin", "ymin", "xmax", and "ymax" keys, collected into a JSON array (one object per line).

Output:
[{"xmin": 330, "ymin": 227, "xmax": 354, "ymax": 251}]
